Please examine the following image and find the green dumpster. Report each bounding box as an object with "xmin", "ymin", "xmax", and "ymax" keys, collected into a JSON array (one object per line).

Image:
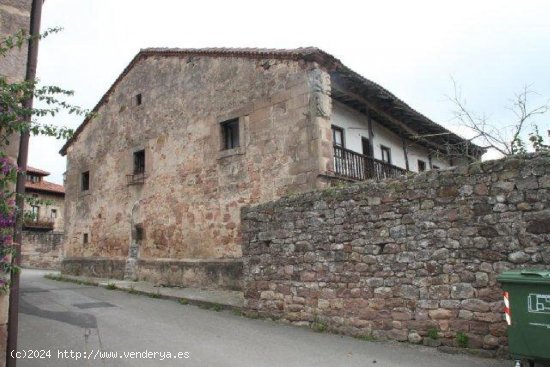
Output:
[{"xmin": 498, "ymin": 270, "xmax": 550, "ymax": 366}]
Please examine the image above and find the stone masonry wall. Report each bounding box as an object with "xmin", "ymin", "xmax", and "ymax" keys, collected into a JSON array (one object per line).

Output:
[
  {"xmin": 21, "ymin": 231, "xmax": 63, "ymax": 269},
  {"xmin": 242, "ymin": 153, "xmax": 550, "ymax": 352},
  {"xmin": 63, "ymin": 53, "xmax": 333, "ymax": 289}
]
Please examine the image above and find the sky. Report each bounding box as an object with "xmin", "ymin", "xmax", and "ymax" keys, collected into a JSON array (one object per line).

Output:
[{"xmin": 31, "ymin": 0, "xmax": 550, "ymax": 184}]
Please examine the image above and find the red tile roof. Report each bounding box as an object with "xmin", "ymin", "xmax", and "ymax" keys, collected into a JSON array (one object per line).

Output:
[
  {"xmin": 25, "ymin": 180, "xmax": 65, "ymax": 195},
  {"xmin": 59, "ymin": 47, "xmax": 483, "ymax": 156},
  {"xmin": 26, "ymin": 166, "xmax": 50, "ymax": 176}
]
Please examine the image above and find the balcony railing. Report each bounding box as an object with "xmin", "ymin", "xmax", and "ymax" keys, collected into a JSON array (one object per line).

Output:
[
  {"xmin": 126, "ymin": 172, "xmax": 146, "ymax": 185},
  {"xmin": 23, "ymin": 218, "xmax": 55, "ymax": 231},
  {"xmin": 333, "ymin": 145, "xmax": 407, "ymax": 181}
]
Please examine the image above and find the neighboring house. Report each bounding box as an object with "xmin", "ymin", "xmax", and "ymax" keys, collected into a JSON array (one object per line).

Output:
[
  {"xmin": 59, "ymin": 47, "xmax": 482, "ymax": 288},
  {"xmin": 24, "ymin": 166, "xmax": 65, "ymax": 232}
]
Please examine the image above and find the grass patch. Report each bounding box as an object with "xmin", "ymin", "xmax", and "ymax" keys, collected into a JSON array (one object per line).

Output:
[
  {"xmin": 427, "ymin": 327, "xmax": 439, "ymax": 340},
  {"xmin": 455, "ymin": 332, "xmax": 469, "ymax": 348},
  {"xmin": 211, "ymin": 304, "xmax": 223, "ymax": 312},
  {"xmin": 231, "ymin": 309, "xmax": 243, "ymax": 316},
  {"xmin": 105, "ymin": 282, "xmax": 117, "ymax": 290},
  {"xmin": 148, "ymin": 291, "xmax": 161, "ymax": 299},
  {"xmin": 178, "ymin": 299, "xmax": 189, "ymax": 305},
  {"xmin": 127, "ymin": 286, "xmax": 139, "ymax": 295},
  {"xmin": 243, "ymin": 311, "xmax": 260, "ymax": 319},
  {"xmin": 44, "ymin": 273, "xmax": 97, "ymax": 286},
  {"xmin": 44, "ymin": 274, "xmax": 62, "ymax": 281},
  {"xmin": 311, "ymin": 318, "xmax": 328, "ymax": 333},
  {"xmin": 355, "ymin": 333, "xmax": 377, "ymax": 342}
]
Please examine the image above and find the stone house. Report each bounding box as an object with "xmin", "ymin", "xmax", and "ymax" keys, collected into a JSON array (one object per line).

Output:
[
  {"xmin": 60, "ymin": 47, "xmax": 482, "ymax": 289},
  {"xmin": 20, "ymin": 167, "xmax": 64, "ymax": 270},
  {"xmin": 23, "ymin": 166, "xmax": 65, "ymax": 232}
]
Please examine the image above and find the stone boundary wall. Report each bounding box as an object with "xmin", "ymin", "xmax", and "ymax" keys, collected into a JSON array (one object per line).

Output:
[
  {"xmin": 62, "ymin": 257, "xmax": 126, "ymax": 279},
  {"xmin": 242, "ymin": 153, "xmax": 550, "ymax": 352},
  {"xmin": 62, "ymin": 257, "xmax": 243, "ymax": 290},
  {"xmin": 21, "ymin": 231, "xmax": 63, "ymax": 269},
  {"xmin": 136, "ymin": 259, "xmax": 243, "ymax": 290}
]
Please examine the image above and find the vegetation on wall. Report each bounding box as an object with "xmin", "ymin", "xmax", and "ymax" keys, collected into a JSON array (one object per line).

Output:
[{"xmin": 0, "ymin": 28, "xmax": 88, "ymax": 292}]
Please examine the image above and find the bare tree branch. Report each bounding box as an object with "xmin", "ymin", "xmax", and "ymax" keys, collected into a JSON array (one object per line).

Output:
[{"xmin": 445, "ymin": 78, "xmax": 549, "ymax": 157}]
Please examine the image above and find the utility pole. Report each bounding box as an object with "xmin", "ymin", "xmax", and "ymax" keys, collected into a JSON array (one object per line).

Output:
[{"xmin": 7, "ymin": 0, "xmax": 43, "ymax": 365}]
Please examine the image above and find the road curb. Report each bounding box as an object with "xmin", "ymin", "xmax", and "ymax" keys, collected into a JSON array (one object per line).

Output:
[{"xmin": 44, "ymin": 273, "xmax": 244, "ymax": 312}]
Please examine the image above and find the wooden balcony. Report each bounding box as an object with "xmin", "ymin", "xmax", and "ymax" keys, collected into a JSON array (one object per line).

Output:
[
  {"xmin": 333, "ymin": 145, "xmax": 407, "ymax": 181},
  {"xmin": 23, "ymin": 218, "xmax": 55, "ymax": 231}
]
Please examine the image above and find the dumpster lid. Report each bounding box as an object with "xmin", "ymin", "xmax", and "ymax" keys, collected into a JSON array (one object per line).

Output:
[{"xmin": 497, "ymin": 269, "xmax": 550, "ymax": 284}]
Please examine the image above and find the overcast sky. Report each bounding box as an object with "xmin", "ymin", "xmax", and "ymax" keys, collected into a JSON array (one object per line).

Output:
[{"xmin": 31, "ymin": 0, "xmax": 550, "ymax": 184}]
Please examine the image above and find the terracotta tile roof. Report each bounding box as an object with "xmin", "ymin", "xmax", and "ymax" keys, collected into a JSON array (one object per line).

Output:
[
  {"xmin": 25, "ymin": 180, "xmax": 65, "ymax": 195},
  {"xmin": 59, "ymin": 47, "xmax": 483, "ymax": 156},
  {"xmin": 26, "ymin": 166, "xmax": 50, "ymax": 176}
]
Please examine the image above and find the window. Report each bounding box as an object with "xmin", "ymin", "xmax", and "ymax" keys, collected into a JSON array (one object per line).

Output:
[
  {"xmin": 136, "ymin": 93, "xmax": 142, "ymax": 106},
  {"xmin": 381, "ymin": 146, "xmax": 391, "ymax": 164},
  {"xmin": 51, "ymin": 209, "xmax": 57, "ymax": 219},
  {"xmin": 418, "ymin": 160, "xmax": 426, "ymax": 172},
  {"xmin": 31, "ymin": 205, "xmax": 39, "ymax": 221},
  {"xmin": 332, "ymin": 125, "xmax": 344, "ymax": 147},
  {"xmin": 221, "ymin": 118, "xmax": 240, "ymax": 150},
  {"xmin": 26, "ymin": 174, "xmax": 40, "ymax": 183},
  {"xmin": 81, "ymin": 171, "xmax": 90, "ymax": 191},
  {"xmin": 83, "ymin": 233, "xmax": 89, "ymax": 244},
  {"xmin": 361, "ymin": 137, "xmax": 371, "ymax": 156},
  {"xmin": 135, "ymin": 224, "xmax": 144, "ymax": 242},
  {"xmin": 133, "ymin": 150, "xmax": 145, "ymax": 174}
]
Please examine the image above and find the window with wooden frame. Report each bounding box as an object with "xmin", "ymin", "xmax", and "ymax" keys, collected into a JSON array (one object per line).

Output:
[
  {"xmin": 418, "ymin": 160, "xmax": 426, "ymax": 172},
  {"xmin": 221, "ymin": 118, "xmax": 240, "ymax": 150},
  {"xmin": 31, "ymin": 205, "xmax": 39, "ymax": 221},
  {"xmin": 381, "ymin": 146, "xmax": 392, "ymax": 164},
  {"xmin": 361, "ymin": 137, "xmax": 371, "ymax": 156},
  {"xmin": 332, "ymin": 125, "xmax": 345, "ymax": 147}
]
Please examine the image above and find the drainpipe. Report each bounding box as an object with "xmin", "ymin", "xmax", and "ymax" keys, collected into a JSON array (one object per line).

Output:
[{"xmin": 7, "ymin": 0, "xmax": 43, "ymax": 365}]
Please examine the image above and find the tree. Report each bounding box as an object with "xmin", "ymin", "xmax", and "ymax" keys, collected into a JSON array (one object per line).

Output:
[
  {"xmin": 0, "ymin": 28, "xmax": 89, "ymax": 289},
  {"xmin": 448, "ymin": 78, "xmax": 549, "ymax": 157}
]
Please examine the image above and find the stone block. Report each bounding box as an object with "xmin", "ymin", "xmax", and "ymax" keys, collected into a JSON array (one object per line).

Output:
[{"xmin": 450, "ymin": 283, "xmax": 475, "ymax": 299}]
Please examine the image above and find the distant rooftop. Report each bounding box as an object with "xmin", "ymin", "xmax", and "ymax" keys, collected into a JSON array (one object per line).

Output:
[
  {"xmin": 25, "ymin": 166, "xmax": 64, "ymax": 195},
  {"xmin": 26, "ymin": 166, "xmax": 50, "ymax": 176}
]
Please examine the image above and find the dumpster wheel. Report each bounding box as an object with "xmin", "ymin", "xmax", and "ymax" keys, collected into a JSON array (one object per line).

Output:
[{"xmin": 515, "ymin": 360, "xmax": 536, "ymax": 367}]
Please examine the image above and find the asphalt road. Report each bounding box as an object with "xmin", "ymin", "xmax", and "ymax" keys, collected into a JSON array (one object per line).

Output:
[{"xmin": 17, "ymin": 269, "xmax": 510, "ymax": 367}]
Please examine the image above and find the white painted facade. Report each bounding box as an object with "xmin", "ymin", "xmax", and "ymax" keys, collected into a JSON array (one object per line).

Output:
[{"xmin": 330, "ymin": 101, "xmax": 450, "ymax": 172}]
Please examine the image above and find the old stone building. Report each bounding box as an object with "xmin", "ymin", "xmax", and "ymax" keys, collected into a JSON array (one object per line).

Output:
[
  {"xmin": 23, "ymin": 166, "xmax": 64, "ymax": 231},
  {"xmin": 21, "ymin": 166, "xmax": 64, "ymax": 269},
  {"xmin": 60, "ymin": 48, "xmax": 481, "ymax": 288}
]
